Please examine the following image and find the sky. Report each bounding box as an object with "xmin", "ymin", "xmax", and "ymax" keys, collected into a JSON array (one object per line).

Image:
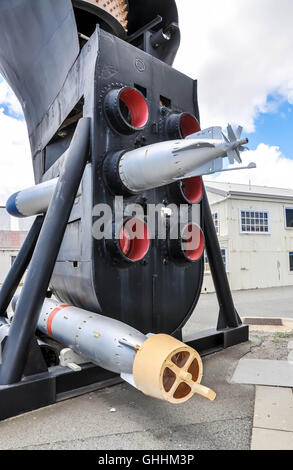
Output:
[
  {"xmin": 175, "ymin": 0, "xmax": 293, "ymax": 188},
  {"xmin": 0, "ymin": 0, "xmax": 293, "ymax": 204}
]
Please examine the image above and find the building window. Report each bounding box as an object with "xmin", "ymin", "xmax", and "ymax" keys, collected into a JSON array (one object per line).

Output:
[
  {"xmin": 290, "ymin": 253, "xmax": 293, "ymax": 272},
  {"xmin": 221, "ymin": 248, "xmax": 227, "ymax": 270},
  {"xmin": 240, "ymin": 210, "xmax": 269, "ymax": 233},
  {"xmin": 204, "ymin": 248, "xmax": 227, "ymax": 272},
  {"xmin": 285, "ymin": 208, "xmax": 293, "ymax": 228},
  {"xmin": 212, "ymin": 212, "xmax": 219, "ymax": 234}
]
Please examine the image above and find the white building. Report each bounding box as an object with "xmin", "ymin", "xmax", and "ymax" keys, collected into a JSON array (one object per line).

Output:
[
  {"xmin": 203, "ymin": 181, "xmax": 293, "ymax": 293},
  {"xmin": 0, "ymin": 207, "xmax": 33, "ymax": 286}
]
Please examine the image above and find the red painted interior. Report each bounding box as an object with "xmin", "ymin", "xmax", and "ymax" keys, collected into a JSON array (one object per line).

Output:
[
  {"xmin": 181, "ymin": 176, "xmax": 203, "ymax": 203},
  {"xmin": 182, "ymin": 224, "xmax": 205, "ymax": 261},
  {"xmin": 180, "ymin": 113, "xmax": 200, "ymax": 138},
  {"xmin": 119, "ymin": 218, "xmax": 150, "ymax": 261},
  {"xmin": 120, "ymin": 88, "xmax": 149, "ymax": 128}
]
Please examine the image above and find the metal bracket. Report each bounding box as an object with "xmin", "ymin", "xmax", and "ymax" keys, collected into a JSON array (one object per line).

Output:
[{"xmin": 59, "ymin": 348, "xmax": 88, "ymax": 372}]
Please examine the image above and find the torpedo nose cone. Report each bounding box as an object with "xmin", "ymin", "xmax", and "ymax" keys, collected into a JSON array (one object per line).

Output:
[{"xmin": 6, "ymin": 192, "xmax": 22, "ymax": 218}]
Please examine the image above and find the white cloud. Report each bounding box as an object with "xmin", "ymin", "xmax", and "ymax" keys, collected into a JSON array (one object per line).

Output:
[
  {"xmin": 0, "ymin": 108, "xmax": 34, "ymax": 206},
  {"xmin": 175, "ymin": 0, "xmax": 293, "ymax": 132},
  {"xmin": 0, "ymin": 79, "xmax": 23, "ymax": 117},
  {"xmin": 207, "ymin": 144, "xmax": 293, "ymax": 189}
]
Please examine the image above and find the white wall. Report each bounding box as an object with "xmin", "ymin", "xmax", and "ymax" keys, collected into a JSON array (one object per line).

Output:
[
  {"xmin": 0, "ymin": 207, "xmax": 33, "ymax": 286},
  {"xmin": 0, "ymin": 250, "xmax": 21, "ymax": 284},
  {"xmin": 202, "ymin": 193, "xmax": 230, "ymax": 293},
  {"xmin": 202, "ymin": 192, "xmax": 293, "ymax": 292},
  {"xmin": 228, "ymin": 197, "xmax": 293, "ymax": 290}
]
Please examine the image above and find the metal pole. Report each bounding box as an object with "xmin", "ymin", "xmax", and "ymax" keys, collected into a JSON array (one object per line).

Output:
[
  {"xmin": 0, "ymin": 118, "xmax": 90, "ymax": 385},
  {"xmin": 0, "ymin": 216, "xmax": 44, "ymax": 316},
  {"xmin": 202, "ymin": 186, "xmax": 241, "ymax": 329}
]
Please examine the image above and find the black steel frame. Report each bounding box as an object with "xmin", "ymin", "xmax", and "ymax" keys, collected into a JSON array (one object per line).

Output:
[
  {"xmin": 0, "ymin": 177, "xmax": 248, "ymax": 421},
  {"xmin": 0, "ymin": 118, "xmax": 90, "ymax": 386},
  {"xmin": 185, "ymin": 186, "xmax": 249, "ymax": 355},
  {"xmin": 0, "ymin": 363, "xmax": 121, "ymax": 422}
]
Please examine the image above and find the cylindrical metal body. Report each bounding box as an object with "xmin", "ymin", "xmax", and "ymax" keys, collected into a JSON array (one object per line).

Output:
[
  {"xmin": 6, "ymin": 179, "xmax": 82, "ymax": 218},
  {"xmin": 9, "ymin": 293, "xmax": 216, "ymax": 403},
  {"xmin": 36, "ymin": 298, "xmax": 216, "ymax": 404},
  {"xmin": 37, "ymin": 298, "xmax": 146, "ymax": 374},
  {"xmin": 118, "ymin": 139, "xmax": 227, "ymax": 193},
  {"xmin": 6, "ymin": 179, "xmax": 58, "ymax": 218},
  {"xmin": 6, "ymin": 132, "xmax": 245, "ymax": 219}
]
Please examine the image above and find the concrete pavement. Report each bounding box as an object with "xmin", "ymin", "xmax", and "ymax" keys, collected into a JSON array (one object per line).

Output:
[
  {"xmin": 251, "ymin": 386, "xmax": 293, "ymax": 450},
  {"xmin": 0, "ymin": 342, "xmax": 254, "ymax": 450},
  {"xmin": 184, "ymin": 285, "xmax": 293, "ymax": 337}
]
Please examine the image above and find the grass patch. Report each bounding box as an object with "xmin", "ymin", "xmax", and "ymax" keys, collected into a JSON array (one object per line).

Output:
[{"xmin": 274, "ymin": 332, "xmax": 293, "ymax": 339}]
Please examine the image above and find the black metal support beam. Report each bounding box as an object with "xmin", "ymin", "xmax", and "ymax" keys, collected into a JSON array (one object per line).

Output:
[
  {"xmin": 202, "ymin": 186, "xmax": 242, "ymax": 329},
  {"xmin": 186, "ymin": 325, "xmax": 249, "ymax": 356},
  {"xmin": 0, "ymin": 118, "xmax": 90, "ymax": 385},
  {"xmin": 0, "ymin": 216, "xmax": 44, "ymax": 316},
  {"xmin": 0, "ymin": 363, "xmax": 120, "ymax": 422}
]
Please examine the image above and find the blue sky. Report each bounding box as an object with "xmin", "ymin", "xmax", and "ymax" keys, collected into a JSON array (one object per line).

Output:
[
  {"xmin": 0, "ymin": 75, "xmax": 23, "ymax": 120},
  {"xmin": 246, "ymin": 99, "xmax": 293, "ymax": 158},
  {"xmin": 175, "ymin": 0, "xmax": 293, "ymax": 188},
  {"xmin": 0, "ymin": 103, "xmax": 24, "ymax": 121}
]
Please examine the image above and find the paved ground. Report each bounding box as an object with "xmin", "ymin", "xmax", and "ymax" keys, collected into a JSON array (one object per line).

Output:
[
  {"xmin": 251, "ymin": 386, "xmax": 293, "ymax": 450},
  {"xmin": 184, "ymin": 285, "xmax": 293, "ymax": 338},
  {"xmin": 0, "ymin": 342, "xmax": 254, "ymax": 450},
  {"xmin": 0, "ymin": 286, "xmax": 292, "ymax": 450}
]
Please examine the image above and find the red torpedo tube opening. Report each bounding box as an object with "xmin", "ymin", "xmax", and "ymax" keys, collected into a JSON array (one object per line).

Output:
[
  {"xmin": 119, "ymin": 218, "xmax": 150, "ymax": 262},
  {"xmin": 119, "ymin": 88, "xmax": 149, "ymax": 129},
  {"xmin": 180, "ymin": 113, "xmax": 200, "ymax": 138},
  {"xmin": 182, "ymin": 224, "xmax": 205, "ymax": 262},
  {"xmin": 180, "ymin": 115, "xmax": 203, "ymax": 204},
  {"xmin": 181, "ymin": 176, "xmax": 203, "ymax": 204},
  {"xmin": 104, "ymin": 86, "xmax": 149, "ymax": 134}
]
